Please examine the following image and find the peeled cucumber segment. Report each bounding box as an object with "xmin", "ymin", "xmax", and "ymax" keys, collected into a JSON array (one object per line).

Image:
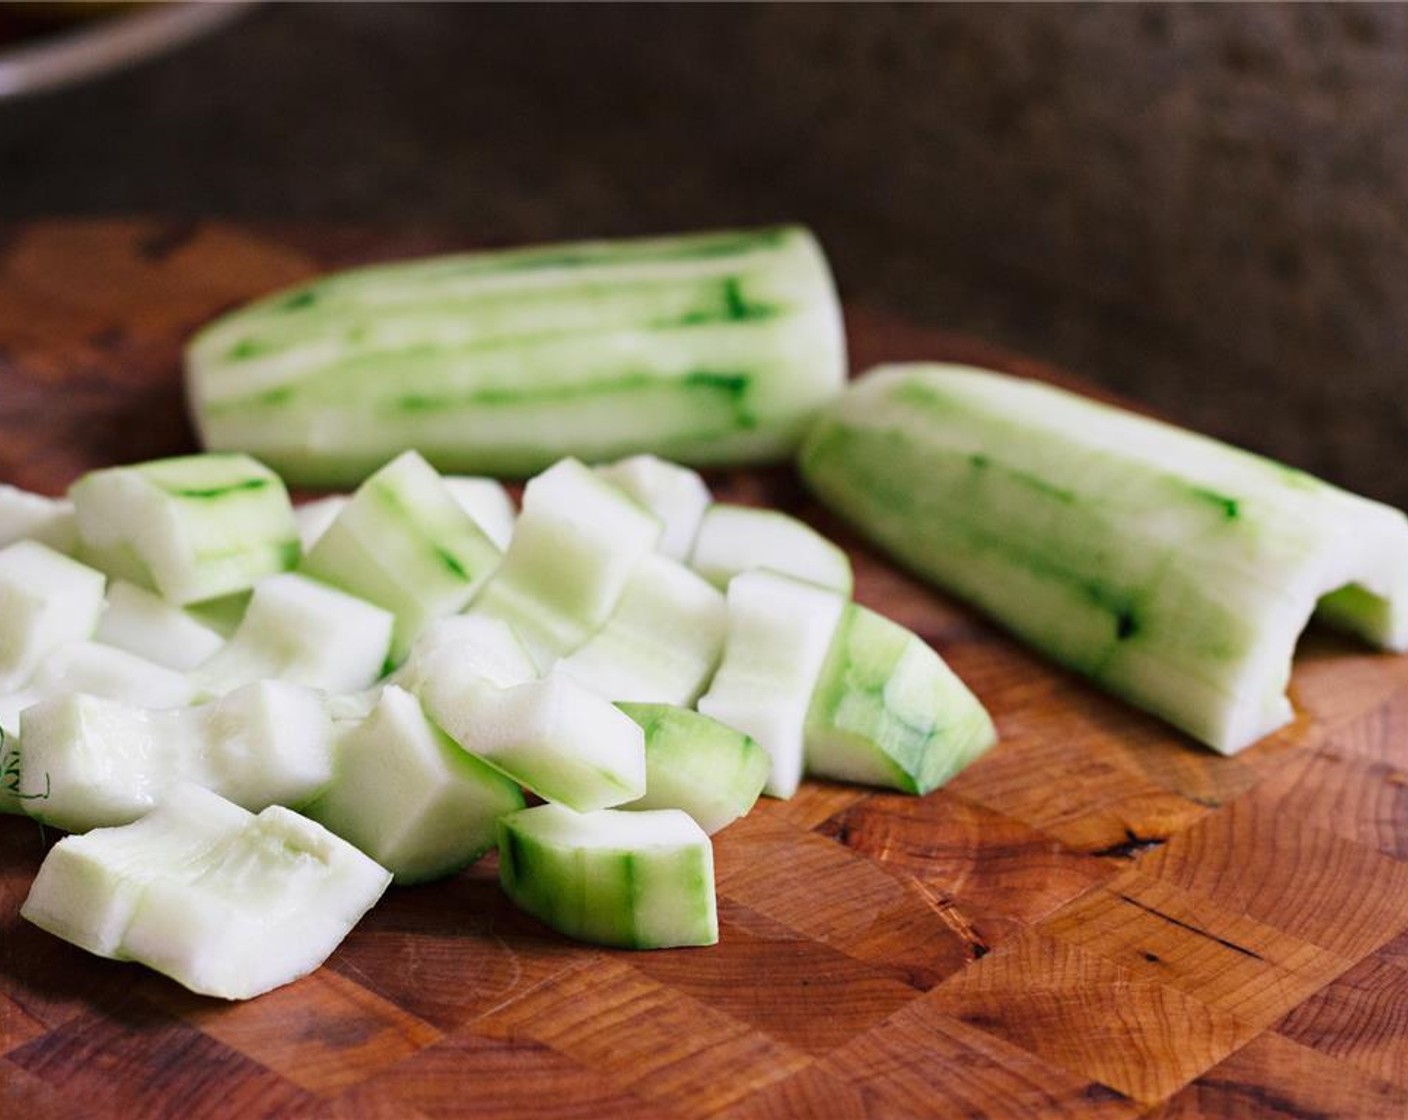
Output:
[
  {"xmin": 689, "ymin": 503, "xmax": 854, "ymax": 594},
  {"xmin": 498, "ymin": 803, "xmax": 717, "ymax": 949},
  {"xmin": 443, "ymin": 476, "xmax": 517, "ymax": 550},
  {"xmin": 24, "ymin": 784, "xmax": 391, "ymax": 1000},
  {"xmin": 799, "ymin": 363, "xmax": 1408, "ymax": 753},
  {"xmin": 391, "ymin": 614, "xmax": 538, "ymax": 695},
  {"xmin": 557, "ymin": 552, "xmax": 726, "ymax": 706},
  {"xmin": 697, "ymin": 569, "xmax": 846, "ymax": 799},
  {"xmin": 0, "ymin": 541, "xmax": 106, "ymax": 693},
  {"xmin": 422, "ymin": 667, "xmax": 646, "ymax": 812},
  {"xmin": 0, "ymin": 485, "xmax": 77, "ymax": 553},
  {"xmin": 95, "ymin": 581, "xmax": 225, "ymax": 671},
  {"xmin": 306, "ymin": 686, "xmax": 524, "ymax": 884},
  {"xmin": 617, "ymin": 703, "xmax": 768, "ymax": 834},
  {"xmin": 190, "ymin": 572, "xmax": 394, "ymax": 697},
  {"xmin": 595, "ymin": 455, "xmax": 711, "ymax": 561},
  {"xmin": 0, "ymin": 640, "xmax": 198, "ymax": 740},
  {"xmin": 16, "ymin": 680, "xmax": 334, "ymax": 832},
  {"xmin": 468, "ymin": 458, "xmax": 661, "ymax": 670},
  {"xmin": 70, "ymin": 454, "xmax": 299, "ymax": 606},
  {"xmin": 186, "ymin": 226, "xmax": 846, "ymax": 485},
  {"xmin": 299, "ymin": 451, "xmax": 501, "ymax": 663},
  {"xmin": 804, "ymin": 603, "xmax": 996, "ymax": 794}
]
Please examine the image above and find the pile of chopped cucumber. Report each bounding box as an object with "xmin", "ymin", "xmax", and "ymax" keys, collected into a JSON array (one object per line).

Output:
[
  {"xmin": 12, "ymin": 226, "xmax": 1404, "ymax": 1003},
  {"xmin": 2, "ymin": 445, "xmax": 995, "ymax": 1000}
]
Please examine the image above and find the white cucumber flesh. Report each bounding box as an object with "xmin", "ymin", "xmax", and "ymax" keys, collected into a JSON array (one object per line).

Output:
[
  {"xmin": 95, "ymin": 580, "xmax": 226, "ymax": 671},
  {"xmin": 442, "ymin": 476, "xmax": 517, "ymax": 550},
  {"xmin": 306, "ymin": 686, "xmax": 524, "ymax": 884},
  {"xmin": 696, "ymin": 569, "xmax": 846, "ymax": 799},
  {"xmin": 595, "ymin": 454, "xmax": 712, "ymax": 561},
  {"xmin": 468, "ymin": 458, "xmax": 661, "ymax": 670},
  {"xmin": 800, "ymin": 363, "xmax": 1408, "ymax": 753},
  {"xmin": 186, "ymin": 226, "xmax": 846, "ymax": 485},
  {"xmin": 0, "ymin": 485, "xmax": 77, "ymax": 553},
  {"xmin": 70, "ymin": 453, "xmax": 299, "ymax": 606},
  {"xmin": 390, "ymin": 613, "xmax": 538, "ymax": 695},
  {"xmin": 0, "ymin": 640, "xmax": 197, "ymax": 739},
  {"xmin": 617, "ymin": 702, "xmax": 769, "ymax": 834},
  {"xmin": 24, "ymin": 783, "xmax": 390, "ymax": 1000},
  {"xmin": 689, "ymin": 503, "xmax": 854, "ymax": 594},
  {"xmin": 190, "ymin": 572, "xmax": 394, "ymax": 697},
  {"xmin": 293, "ymin": 495, "xmax": 348, "ymax": 552},
  {"xmin": 557, "ymin": 552, "xmax": 725, "ymax": 707},
  {"xmin": 421, "ymin": 667, "xmax": 646, "ymax": 813},
  {"xmin": 498, "ymin": 803, "xmax": 716, "ymax": 949},
  {"xmin": 804, "ymin": 603, "xmax": 996, "ymax": 794},
  {"xmin": 0, "ymin": 540, "xmax": 106, "ymax": 692},
  {"xmin": 299, "ymin": 451, "xmax": 501, "ymax": 663},
  {"xmin": 16, "ymin": 680, "xmax": 334, "ymax": 832}
]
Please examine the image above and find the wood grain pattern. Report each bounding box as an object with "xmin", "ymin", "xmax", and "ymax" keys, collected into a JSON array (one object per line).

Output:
[{"xmin": 3, "ymin": 219, "xmax": 1408, "ymax": 1118}]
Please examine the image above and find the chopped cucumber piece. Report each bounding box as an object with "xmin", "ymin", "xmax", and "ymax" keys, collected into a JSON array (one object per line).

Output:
[
  {"xmin": 443, "ymin": 476, "xmax": 517, "ymax": 550},
  {"xmin": 293, "ymin": 495, "xmax": 348, "ymax": 552},
  {"xmin": 557, "ymin": 553, "xmax": 725, "ymax": 706},
  {"xmin": 469, "ymin": 458, "xmax": 661, "ymax": 669},
  {"xmin": 16, "ymin": 680, "xmax": 334, "ymax": 832},
  {"xmin": 617, "ymin": 702, "xmax": 768, "ymax": 834},
  {"xmin": 306, "ymin": 686, "xmax": 524, "ymax": 884},
  {"xmin": 696, "ymin": 569, "xmax": 846, "ymax": 799},
  {"xmin": 0, "ymin": 640, "xmax": 198, "ymax": 739},
  {"xmin": 300, "ymin": 451, "xmax": 501, "ymax": 663},
  {"xmin": 0, "ymin": 541, "xmax": 106, "ymax": 692},
  {"xmin": 595, "ymin": 454, "xmax": 712, "ymax": 561},
  {"xmin": 70, "ymin": 453, "xmax": 299, "ymax": 606},
  {"xmin": 498, "ymin": 803, "xmax": 716, "ymax": 948},
  {"xmin": 689, "ymin": 503, "xmax": 853, "ymax": 594},
  {"xmin": 0, "ymin": 485, "xmax": 76, "ymax": 553},
  {"xmin": 191, "ymin": 573, "xmax": 394, "ymax": 697},
  {"xmin": 186, "ymin": 226, "xmax": 846, "ymax": 484},
  {"xmin": 800, "ymin": 363, "xmax": 1408, "ymax": 753},
  {"xmin": 390, "ymin": 613, "xmax": 538, "ymax": 695},
  {"xmin": 23, "ymin": 784, "xmax": 391, "ymax": 1000},
  {"xmin": 422, "ymin": 667, "xmax": 645, "ymax": 813},
  {"xmin": 804, "ymin": 603, "xmax": 996, "ymax": 794},
  {"xmin": 95, "ymin": 580, "xmax": 225, "ymax": 671}
]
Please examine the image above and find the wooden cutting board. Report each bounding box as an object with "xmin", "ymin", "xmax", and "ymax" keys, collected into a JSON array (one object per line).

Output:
[{"xmin": 3, "ymin": 220, "xmax": 1408, "ymax": 1120}]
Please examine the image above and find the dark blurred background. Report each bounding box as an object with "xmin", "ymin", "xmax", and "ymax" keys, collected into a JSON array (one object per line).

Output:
[{"xmin": 3, "ymin": 3, "xmax": 1407, "ymax": 504}]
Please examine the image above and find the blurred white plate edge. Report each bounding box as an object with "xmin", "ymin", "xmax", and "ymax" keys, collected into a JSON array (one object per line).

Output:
[{"xmin": 0, "ymin": 2, "xmax": 255, "ymax": 101}]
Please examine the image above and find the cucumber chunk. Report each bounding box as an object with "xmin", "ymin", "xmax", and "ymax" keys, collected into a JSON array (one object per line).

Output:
[
  {"xmin": 186, "ymin": 226, "xmax": 846, "ymax": 484},
  {"xmin": 498, "ymin": 803, "xmax": 717, "ymax": 948},
  {"xmin": 0, "ymin": 640, "xmax": 198, "ymax": 739},
  {"xmin": 804, "ymin": 603, "xmax": 996, "ymax": 794},
  {"xmin": 95, "ymin": 581, "xmax": 226, "ymax": 671},
  {"xmin": 468, "ymin": 458, "xmax": 661, "ymax": 670},
  {"xmin": 70, "ymin": 453, "xmax": 299, "ymax": 606},
  {"xmin": 442, "ymin": 476, "xmax": 517, "ymax": 551},
  {"xmin": 190, "ymin": 572, "xmax": 394, "ymax": 697},
  {"xmin": 422, "ymin": 667, "xmax": 646, "ymax": 813},
  {"xmin": 299, "ymin": 451, "xmax": 501, "ymax": 663},
  {"xmin": 557, "ymin": 552, "xmax": 726, "ymax": 706},
  {"xmin": 391, "ymin": 614, "xmax": 539, "ymax": 695},
  {"xmin": 23, "ymin": 783, "xmax": 391, "ymax": 1000},
  {"xmin": 306, "ymin": 686, "xmax": 524, "ymax": 884},
  {"xmin": 689, "ymin": 503, "xmax": 854, "ymax": 594},
  {"xmin": 800, "ymin": 363, "xmax": 1408, "ymax": 753},
  {"xmin": 696, "ymin": 569, "xmax": 846, "ymax": 799},
  {"xmin": 617, "ymin": 702, "xmax": 768, "ymax": 834},
  {"xmin": 595, "ymin": 454, "xmax": 712, "ymax": 561},
  {"xmin": 0, "ymin": 541, "xmax": 106, "ymax": 693},
  {"xmin": 16, "ymin": 680, "xmax": 334, "ymax": 832},
  {"xmin": 0, "ymin": 485, "xmax": 77, "ymax": 553}
]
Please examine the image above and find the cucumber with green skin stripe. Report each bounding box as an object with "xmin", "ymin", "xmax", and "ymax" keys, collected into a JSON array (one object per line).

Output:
[
  {"xmin": 799, "ymin": 363, "xmax": 1408, "ymax": 754},
  {"xmin": 498, "ymin": 803, "xmax": 717, "ymax": 949},
  {"xmin": 70, "ymin": 454, "xmax": 299, "ymax": 606},
  {"xmin": 185, "ymin": 227, "xmax": 845, "ymax": 485}
]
